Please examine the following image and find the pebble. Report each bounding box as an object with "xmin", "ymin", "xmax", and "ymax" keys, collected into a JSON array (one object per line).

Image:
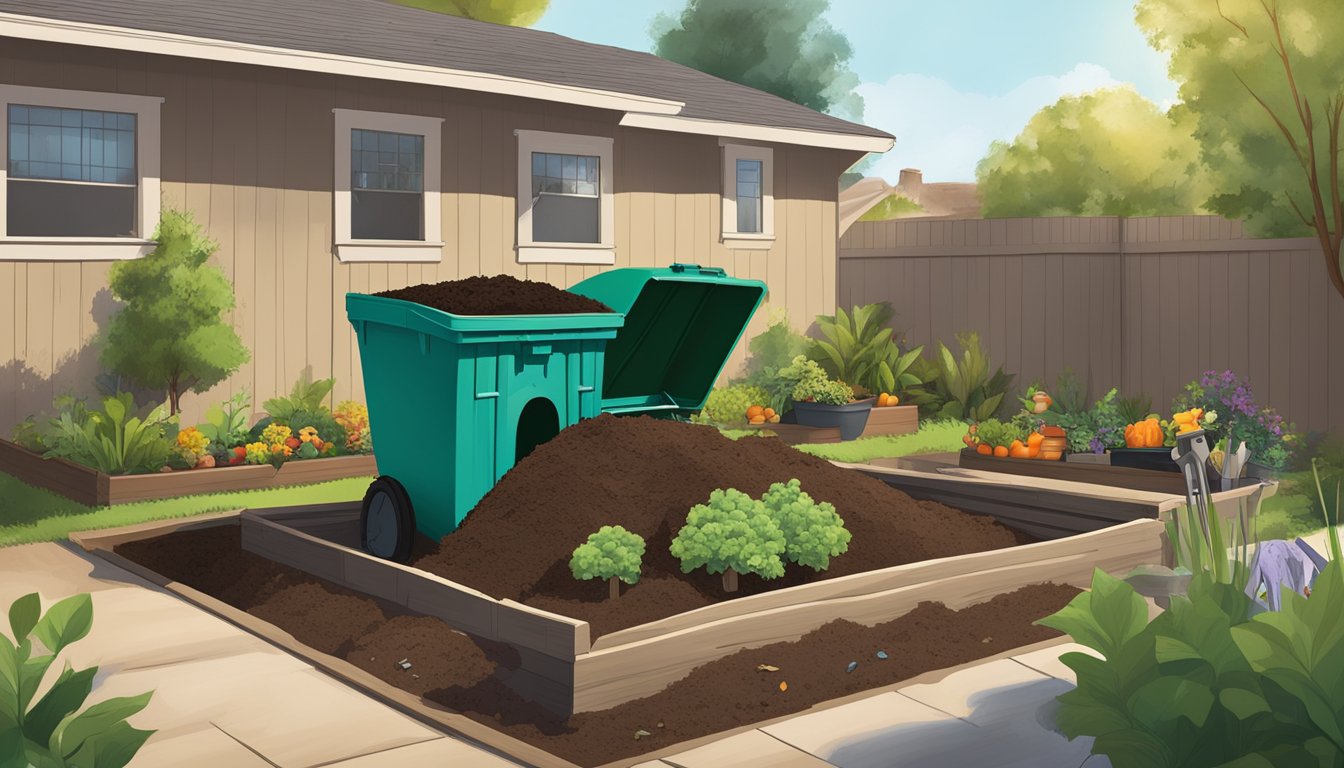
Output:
[
  {"xmin": 657, "ymin": 722, "xmax": 664, "ymax": 729},
  {"xmin": 397, "ymin": 658, "xmax": 412, "ymax": 670},
  {"xmin": 846, "ymin": 661, "xmax": 859, "ymax": 673},
  {"xmin": 981, "ymin": 637, "xmax": 992, "ymax": 644},
  {"xmin": 876, "ymin": 650, "xmax": 889, "ymax": 660}
]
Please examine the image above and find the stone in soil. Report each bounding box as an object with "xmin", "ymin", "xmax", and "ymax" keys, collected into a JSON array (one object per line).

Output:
[{"xmin": 374, "ymin": 274, "xmax": 611, "ymax": 316}]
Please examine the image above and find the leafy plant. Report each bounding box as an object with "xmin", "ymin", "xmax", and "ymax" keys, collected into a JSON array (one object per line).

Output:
[
  {"xmin": 197, "ymin": 390, "xmax": 252, "ymax": 451},
  {"xmin": 44, "ymin": 393, "xmax": 174, "ymax": 475},
  {"xmin": 275, "ymin": 409, "xmax": 347, "ymax": 454},
  {"xmin": 1040, "ymin": 387, "xmax": 1128, "ymax": 454},
  {"xmin": 693, "ymin": 384, "xmax": 771, "ymax": 427},
  {"xmin": 810, "ymin": 304, "xmax": 923, "ymax": 398},
  {"xmin": 781, "ymin": 356, "xmax": 854, "ymax": 406},
  {"xmin": 570, "ymin": 525, "xmax": 646, "ymax": 600},
  {"xmin": 670, "ymin": 488, "xmax": 787, "ymax": 593},
  {"xmin": 737, "ymin": 312, "xmax": 811, "ymax": 413},
  {"xmin": 761, "ymin": 479, "xmax": 850, "ymax": 571},
  {"xmin": 101, "ymin": 209, "xmax": 249, "ymax": 415},
  {"xmin": 11, "ymin": 395, "xmax": 96, "ymax": 455},
  {"xmin": 1312, "ymin": 458, "xmax": 1344, "ymax": 567},
  {"xmin": 333, "ymin": 401, "xmax": 373, "ymax": 454},
  {"xmin": 902, "ymin": 332, "xmax": 1013, "ymax": 421},
  {"xmin": 972, "ymin": 418, "xmax": 1025, "ymax": 449},
  {"xmin": 1, "ymin": 592, "xmax": 155, "ymax": 768},
  {"xmin": 1173, "ymin": 371, "xmax": 1294, "ymax": 471},
  {"xmin": 1039, "ymin": 564, "xmax": 1344, "ymax": 767},
  {"xmin": 263, "ymin": 369, "xmax": 336, "ymax": 423}
]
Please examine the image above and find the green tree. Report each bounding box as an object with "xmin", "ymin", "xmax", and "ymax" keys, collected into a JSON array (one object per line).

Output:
[
  {"xmin": 101, "ymin": 210, "xmax": 249, "ymax": 416},
  {"xmin": 389, "ymin": 0, "xmax": 548, "ymax": 26},
  {"xmin": 977, "ymin": 87, "xmax": 1209, "ymax": 217},
  {"xmin": 761, "ymin": 479, "xmax": 851, "ymax": 571},
  {"xmin": 1137, "ymin": 0, "xmax": 1344, "ymax": 298},
  {"xmin": 652, "ymin": 0, "xmax": 863, "ymax": 119},
  {"xmin": 670, "ymin": 488, "xmax": 787, "ymax": 593},
  {"xmin": 569, "ymin": 525, "xmax": 646, "ymax": 600}
]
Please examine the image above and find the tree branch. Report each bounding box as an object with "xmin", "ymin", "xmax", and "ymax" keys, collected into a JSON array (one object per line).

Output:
[
  {"xmin": 1233, "ymin": 70, "xmax": 1309, "ymax": 172},
  {"xmin": 1215, "ymin": 0, "xmax": 1249, "ymax": 37},
  {"xmin": 1287, "ymin": 194, "xmax": 1315, "ymax": 229}
]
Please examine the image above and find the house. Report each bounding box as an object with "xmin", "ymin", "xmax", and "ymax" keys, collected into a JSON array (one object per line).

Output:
[
  {"xmin": 0, "ymin": 0, "xmax": 893, "ymax": 430},
  {"xmin": 839, "ymin": 168, "xmax": 981, "ymax": 233}
]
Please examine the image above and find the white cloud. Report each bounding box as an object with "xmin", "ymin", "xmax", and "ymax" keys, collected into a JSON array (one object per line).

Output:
[{"xmin": 856, "ymin": 63, "xmax": 1125, "ymax": 183}]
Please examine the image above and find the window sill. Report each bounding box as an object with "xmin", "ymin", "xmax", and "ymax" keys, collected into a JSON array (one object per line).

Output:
[
  {"xmin": 335, "ymin": 241, "xmax": 444, "ymax": 263},
  {"xmin": 0, "ymin": 237, "xmax": 155, "ymax": 261},
  {"xmin": 721, "ymin": 234, "xmax": 776, "ymax": 250},
  {"xmin": 517, "ymin": 245, "xmax": 616, "ymax": 265}
]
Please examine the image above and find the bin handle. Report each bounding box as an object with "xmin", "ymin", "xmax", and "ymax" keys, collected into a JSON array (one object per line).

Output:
[{"xmin": 669, "ymin": 262, "xmax": 725, "ymax": 277}]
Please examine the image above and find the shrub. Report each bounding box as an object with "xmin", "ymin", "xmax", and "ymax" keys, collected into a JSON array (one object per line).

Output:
[
  {"xmin": 1, "ymin": 592, "xmax": 155, "ymax": 768},
  {"xmin": 811, "ymin": 304, "xmax": 923, "ymax": 398},
  {"xmin": 781, "ymin": 356, "xmax": 853, "ymax": 406},
  {"xmin": 737, "ymin": 313, "xmax": 811, "ymax": 413},
  {"xmin": 1173, "ymin": 370, "xmax": 1294, "ymax": 470},
  {"xmin": 275, "ymin": 409, "xmax": 347, "ymax": 454},
  {"xmin": 761, "ymin": 479, "xmax": 851, "ymax": 571},
  {"xmin": 1039, "ymin": 387, "xmax": 1129, "ymax": 454},
  {"xmin": 693, "ymin": 384, "xmax": 771, "ymax": 427},
  {"xmin": 570, "ymin": 525, "xmax": 647, "ymax": 600},
  {"xmin": 101, "ymin": 209, "xmax": 249, "ymax": 416},
  {"xmin": 902, "ymin": 332, "xmax": 1014, "ymax": 421},
  {"xmin": 972, "ymin": 418, "xmax": 1026, "ymax": 450},
  {"xmin": 670, "ymin": 488, "xmax": 787, "ymax": 592},
  {"xmin": 43, "ymin": 393, "xmax": 174, "ymax": 475},
  {"xmin": 1038, "ymin": 565, "xmax": 1344, "ymax": 768},
  {"xmin": 263, "ymin": 370, "xmax": 336, "ymax": 423}
]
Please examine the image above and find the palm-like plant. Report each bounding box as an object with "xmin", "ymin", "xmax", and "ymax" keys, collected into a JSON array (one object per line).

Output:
[
  {"xmin": 903, "ymin": 332, "xmax": 1014, "ymax": 421},
  {"xmin": 811, "ymin": 304, "xmax": 922, "ymax": 397}
]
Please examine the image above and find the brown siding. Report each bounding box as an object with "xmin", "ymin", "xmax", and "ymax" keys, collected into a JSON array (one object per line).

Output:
[
  {"xmin": 839, "ymin": 216, "xmax": 1339, "ymax": 436},
  {"xmin": 0, "ymin": 39, "xmax": 855, "ymax": 431}
]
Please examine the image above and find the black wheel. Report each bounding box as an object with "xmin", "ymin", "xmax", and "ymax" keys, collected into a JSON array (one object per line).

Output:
[{"xmin": 360, "ymin": 476, "xmax": 415, "ymax": 562}]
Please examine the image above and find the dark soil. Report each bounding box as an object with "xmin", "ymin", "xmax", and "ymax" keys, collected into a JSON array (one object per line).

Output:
[
  {"xmin": 374, "ymin": 274, "xmax": 612, "ymax": 315},
  {"xmin": 411, "ymin": 414, "xmax": 1027, "ymax": 637},
  {"xmin": 115, "ymin": 525, "xmax": 1077, "ymax": 767}
]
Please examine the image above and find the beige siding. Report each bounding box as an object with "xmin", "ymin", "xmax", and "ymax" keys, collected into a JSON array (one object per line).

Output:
[
  {"xmin": 839, "ymin": 216, "xmax": 1340, "ymax": 436},
  {"xmin": 0, "ymin": 39, "xmax": 856, "ymax": 431}
]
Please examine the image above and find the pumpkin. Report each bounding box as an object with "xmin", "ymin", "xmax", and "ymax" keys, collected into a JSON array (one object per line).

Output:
[{"xmin": 993, "ymin": 445, "xmax": 1010, "ymax": 458}]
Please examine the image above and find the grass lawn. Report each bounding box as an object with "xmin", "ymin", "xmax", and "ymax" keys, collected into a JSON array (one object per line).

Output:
[
  {"xmin": 797, "ymin": 419, "xmax": 965, "ymax": 462},
  {"xmin": 0, "ymin": 471, "xmax": 372, "ymax": 547}
]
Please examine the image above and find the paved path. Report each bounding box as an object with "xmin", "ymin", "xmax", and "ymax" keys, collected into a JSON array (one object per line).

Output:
[{"xmin": 0, "ymin": 542, "xmax": 521, "ymax": 768}]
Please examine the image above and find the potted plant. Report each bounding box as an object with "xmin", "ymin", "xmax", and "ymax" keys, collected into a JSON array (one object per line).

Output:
[{"xmin": 779, "ymin": 356, "xmax": 874, "ymax": 441}]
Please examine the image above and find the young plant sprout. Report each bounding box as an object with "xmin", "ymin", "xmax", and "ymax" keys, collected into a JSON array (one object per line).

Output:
[{"xmin": 569, "ymin": 525, "xmax": 646, "ymax": 600}]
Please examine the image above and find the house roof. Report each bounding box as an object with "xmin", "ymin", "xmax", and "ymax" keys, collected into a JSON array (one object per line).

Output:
[{"xmin": 0, "ymin": 0, "xmax": 895, "ymax": 152}]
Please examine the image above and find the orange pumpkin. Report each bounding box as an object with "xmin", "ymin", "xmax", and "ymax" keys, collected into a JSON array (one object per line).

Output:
[{"xmin": 993, "ymin": 445, "xmax": 1010, "ymax": 458}]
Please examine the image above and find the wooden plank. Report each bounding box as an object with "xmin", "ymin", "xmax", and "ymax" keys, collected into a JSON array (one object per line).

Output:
[
  {"xmin": 0, "ymin": 438, "xmax": 105, "ymax": 507},
  {"xmin": 272, "ymin": 453, "xmax": 378, "ymax": 485},
  {"xmin": 68, "ymin": 508, "xmax": 241, "ymax": 551},
  {"xmin": 956, "ymin": 449, "xmax": 1192, "ymax": 495},
  {"xmin": 107, "ymin": 465, "xmax": 278, "ymax": 504}
]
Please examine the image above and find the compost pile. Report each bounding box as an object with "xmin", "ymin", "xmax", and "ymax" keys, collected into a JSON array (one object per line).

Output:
[
  {"xmin": 115, "ymin": 525, "xmax": 1076, "ymax": 767},
  {"xmin": 412, "ymin": 415, "xmax": 1024, "ymax": 636},
  {"xmin": 374, "ymin": 274, "xmax": 611, "ymax": 315}
]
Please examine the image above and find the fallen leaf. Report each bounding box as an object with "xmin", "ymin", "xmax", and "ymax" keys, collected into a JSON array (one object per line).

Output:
[
  {"xmin": 757, "ymin": 664, "xmax": 780, "ymax": 672},
  {"xmin": 779, "ymin": 681, "xmax": 788, "ymax": 692}
]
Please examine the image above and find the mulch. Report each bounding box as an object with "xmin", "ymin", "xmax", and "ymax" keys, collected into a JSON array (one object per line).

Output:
[{"xmin": 374, "ymin": 274, "xmax": 612, "ymax": 315}]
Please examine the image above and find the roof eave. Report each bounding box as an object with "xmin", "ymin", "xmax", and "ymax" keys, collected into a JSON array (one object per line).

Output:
[{"xmin": 620, "ymin": 113, "xmax": 895, "ymax": 153}]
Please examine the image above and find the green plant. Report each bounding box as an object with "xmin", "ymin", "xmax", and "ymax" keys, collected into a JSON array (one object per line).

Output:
[
  {"xmin": 781, "ymin": 356, "xmax": 854, "ymax": 406},
  {"xmin": 1173, "ymin": 371, "xmax": 1294, "ymax": 471},
  {"xmin": 44, "ymin": 393, "xmax": 174, "ymax": 475},
  {"xmin": 263, "ymin": 370, "xmax": 336, "ymax": 423},
  {"xmin": 1, "ymin": 592, "xmax": 155, "ymax": 768},
  {"xmin": 972, "ymin": 418, "xmax": 1025, "ymax": 449},
  {"xmin": 197, "ymin": 390, "xmax": 252, "ymax": 451},
  {"xmin": 1038, "ymin": 564, "xmax": 1344, "ymax": 767},
  {"xmin": 101, "ymin": 209, "xmax": 249, "ymax": 416},
  {"xmin": 693, "ymin": 384, "xmax": 771, "ymax": 427},
  {"xmin": 761, "ymin": 479, "xmax": 850, "ymax": 571},
  {"xmin": 810, "ymin": 304, "xmax": 922, "ymax": 398},
  {"xmin": 1312, "ymin": 458, "xmax": 1343, "ymax": 566},
  {"xmin": 670, "ymin": 488, "xmax": 787, "ymax": 593},
  {"xmin": 857, "ymin": 193, "xmax": 924, "ymax": 221},
  {"xmin": 275, "ymin": 409, "xmax": 347, "ymax": 454},
  {"xmin": 1041, "ymin": 387, "xmax": 1128, "ymax": 454},
  {"xmin": 11, "ymin": 396, "xmax": 97, "ymax": 455},
  {"xmin": 902, "ymin": 332, "xmax": 1014, "ymax": 421},
  {"xmin": 333, "ymin": 401, "xmax": 373, "ymax": 454},
  {"xmin": 569, "ymin": 525, "xmax": 646, "ymax": 600},
  {"xmin": 737, "ymin": 312, "xmax": 811, "ymax": 413}
]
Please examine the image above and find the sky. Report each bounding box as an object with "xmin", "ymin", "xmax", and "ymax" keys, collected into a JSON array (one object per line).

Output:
[{"xmin": 534, "ymin": 0, "xmax": 1180, "ymax": 183}]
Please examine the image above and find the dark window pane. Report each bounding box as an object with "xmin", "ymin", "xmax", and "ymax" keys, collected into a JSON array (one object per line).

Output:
[
  {"xmin": 351, "ymin": 128, "xmax": 423, "ymax": 192},
  {"xmin": 8, "ymin": 105, "xmax": 135, "ymax": 184},
  {"xmin": 7, "ymin": 180, "xmax": 136, "ymax": 236},
  {"xmin": 351, "ymin": 189, "xmax": 422, "ymax": 240},
  {"xmin": 532, "ymin": 194, "xmax": 598, "ymax": 243}
]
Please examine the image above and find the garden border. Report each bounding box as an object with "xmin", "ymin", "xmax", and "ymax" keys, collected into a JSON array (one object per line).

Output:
[
  {"xmin": 755, "ymin": 404, "xmax": 917, "ymax": 444},
  {"xmin": 0, "ymin": 438, "xmax": 377, "ymax": 505}
]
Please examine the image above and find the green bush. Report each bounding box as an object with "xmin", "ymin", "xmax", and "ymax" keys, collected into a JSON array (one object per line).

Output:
[
  {"xmin": 761, "ymin": 479, "xmax": 850, "ymax": 571},
  {"xmin": 737, "ymin": 314, "xmax": 811, "ymax": 413},
  {"xmin": 811, "ymin": 304, "xmax": 923, "ymax": 398},
  {"xmin": 902, "ymin": 332, "xmax": 1013, "ymax": 421},
  {"xmin": 263, "ymin": 370, "xmax": 336, "ymax": 422},
  {"xmin": 1039, "ymin": 387, "xmax": 1129, "ymax": 454},
  {"xmin": 972, "ymin": 418, "xmax": 1026, "ymax": 450},
  {"xmin": 1, "ymin": 592, "xmax": 155, "ymax": 768},
  {"xmin": 781, "ymin": 356, "xmax": 853, "ymax": 406},
  {"xmin": 570, "ymin": 525, "xmax": 646, "ymax": 600},
  {"xmin": 43, "ymin": 393, "xmax": 174, "ymax": 475},
  {"xmin": 196, "ymin": 390, "xmax": 252, "ymax": 452},
  {"xmin": 670, "ymin": 488, "xmax": 786, "ymax": 592},
  {"xmin": 1039, "ymin": 565, "xmax": 1344, "ymax": 767},
  {"xmin": 101, "ymin": 209, "xmax": 249, "ymax": 416},
  {"xmin": 693, "ymin": 384, "xmax": 771, "ymax": 427}
]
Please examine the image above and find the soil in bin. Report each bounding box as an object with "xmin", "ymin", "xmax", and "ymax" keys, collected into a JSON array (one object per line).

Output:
[
  {"xmin": 374, "ymin": 274, "xmax": 612, "ymax": 316},
  {"xmin": 410, "ymin": 414, "xmax": 1028, "ymax": 637},
  {"xmin": 115, "ymin": 525, "xmax": 1078, "ymax": 767}
]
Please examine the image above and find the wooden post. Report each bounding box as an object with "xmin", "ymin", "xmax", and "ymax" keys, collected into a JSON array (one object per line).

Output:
[{"xmin": 722, "ymin": 567, "xmax": 738, "ymax": 593}]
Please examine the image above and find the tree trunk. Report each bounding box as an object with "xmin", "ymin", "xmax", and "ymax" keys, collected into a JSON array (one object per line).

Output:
[
  {"xmin": 608, "ymin": 576, "xmax": 620, "ymax": 601},
  {"xmin": 722, "ymin": 567, "xmax": 738, "ymax": 593},
  {"xmin": 168, "ymin": 381, "xmax": 181, "ymax": 416}
]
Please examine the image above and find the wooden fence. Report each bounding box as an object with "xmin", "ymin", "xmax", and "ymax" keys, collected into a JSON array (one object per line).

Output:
[{"xmin": 839, "ymin": 215, "xmax": 1344, "ymax": 436}]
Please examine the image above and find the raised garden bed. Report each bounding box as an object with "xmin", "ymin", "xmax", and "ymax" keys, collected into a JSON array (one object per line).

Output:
[
  {"xmin": 756, "ymin": 404, "xmax": 918, "ymax": 444},
  {"xmin": 0, "ymin": 437, "xmax": 376, "ymax": 506},
  {"xmin": 80, "ymin": 512, "xmax": 1090, "ymax": 768},
  {"xmin": 954, "ymin": 446, "xmax": 1245, "ymax": 496}
]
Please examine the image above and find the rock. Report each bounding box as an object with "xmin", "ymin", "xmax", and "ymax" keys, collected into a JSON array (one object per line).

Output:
[
  {"xmin": 981, "ymin": 637, "xmax": 992, "ymax": 644},
  {"xmin": 634, "ymin": 729, "xmax": 652, "ymax": 740},
  {"xmin": 397, "ymin": 658, "xmax": 412, "ymax": 670},
  {"xmin": 657, "ymin": 721, "xmax": 664, "ymax": 729},
  {"xmin": 876, "ymin": 650, "xmax": 888, "ymax": 660},
  {"xmin": 756, "ymin": 664, "xmax": 780, "ymax": 672},
  {"xmin": 846, "ymin": 661, "xmax": 858, "ymax": 673}
]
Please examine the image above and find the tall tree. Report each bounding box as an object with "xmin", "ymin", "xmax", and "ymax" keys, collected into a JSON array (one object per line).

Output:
[
  {"xmin": 652, "ymin": 0, "xmax": 863, "ymax": 120},
  {"xmin": 390, "ymin": 0, "xmax": 548, "ymax": 26},
  {"xmin": 977, "ymin": 87, "xmax": 1209, "ymax": 217},
  {"xmin": 1137, "ymin": 0, "xmax": 1344, "ymax": 298}
]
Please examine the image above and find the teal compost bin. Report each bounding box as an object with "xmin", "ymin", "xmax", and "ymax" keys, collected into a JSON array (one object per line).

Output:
[{"xmin": 347, "ymin": 263, "xmax": 764, "ymax": 560}]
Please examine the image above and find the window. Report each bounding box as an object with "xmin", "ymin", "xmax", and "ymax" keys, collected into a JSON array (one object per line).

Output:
[
  {"xmin": 721, "ymin": 142, "xmax": 774, "ymax": 249},
  {"xmin": 515, "ymin": 130, "xmax": 614, "ymax": 264},
  {"xmin": 333, "ymin": 109, "xmax": 443, "ymax": 263},
  {"xmin": 0, "ymin": 85, "xmax": 162, "ymax": 261}
]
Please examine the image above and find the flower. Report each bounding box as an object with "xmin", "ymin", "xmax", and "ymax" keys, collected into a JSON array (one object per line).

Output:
[
  {"xmin": 261, "ymin": 423, "xmax": 292, "ymax": 447},
  {"xmin": 244, "ymin": 441, "xmax": 270, "ymax": 465},
  {"xmin": 334, "ymin": 401, "xmax": 373, "ymax": 453},
  {"xmin": 175, "ymin": 426, "xmax": 209, "ymax": 464}
]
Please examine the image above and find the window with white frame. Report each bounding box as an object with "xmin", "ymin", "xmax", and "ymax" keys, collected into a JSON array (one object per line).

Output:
[
  {"xmin": 720, "ymin": 142, "xmax": 774, "ymax": 249},
  {"xmin": 0, "ymin": 85, "xmax": 162, "ymax": 261},
  {"xmin": 333, "ymin": 109, "xmax": 443, "ymax": 263},
  {"xmin": 515, "ymin": 130, "xmax": 614, "ymax": 264}
]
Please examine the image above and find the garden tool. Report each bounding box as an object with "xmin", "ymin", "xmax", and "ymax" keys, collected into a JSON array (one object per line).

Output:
[
  {"xmin": 1173, "ymin": 429, "xmax": 1214, "ymax": 561},
  {"xmin": 1219, "ymin": 440, "xmax": 1250, "ymax": 491}
]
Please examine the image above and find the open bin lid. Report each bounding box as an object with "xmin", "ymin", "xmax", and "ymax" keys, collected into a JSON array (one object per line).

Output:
[{"xmin": 568, "ymin": 263, "xmax": 766, "ymax": 416}]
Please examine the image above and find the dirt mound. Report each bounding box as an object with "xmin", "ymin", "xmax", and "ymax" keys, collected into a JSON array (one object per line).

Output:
[
  {"xmin": 374, "ymin": 274, "xmax": 611, "ymax": 315},
  {"xmin": 411, "ymin": 415, "xmax": 1023, "ymax": 636}
]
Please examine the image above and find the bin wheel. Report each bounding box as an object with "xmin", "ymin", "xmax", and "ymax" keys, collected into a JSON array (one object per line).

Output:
[{"xmin": 361, "ymin": 476, "xmax": 415, "ymax": 562}]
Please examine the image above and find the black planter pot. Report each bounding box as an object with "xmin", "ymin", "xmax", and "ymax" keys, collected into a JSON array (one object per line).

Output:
[
  {"xmin": 1108, "ymin": 447, "xmax": 1177, "ymax": 473},
  {"xmin": 792, "ymin": 398, "xmax": 875, "ymax": 441}
]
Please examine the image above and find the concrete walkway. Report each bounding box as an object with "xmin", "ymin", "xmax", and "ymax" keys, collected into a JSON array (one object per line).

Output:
[
  {"xmin": 629, "ymin": 643, "xmax": 1113, "ymax": 768},
  {"xmin": 0, "ymin": 542, "xmax": 521, "ymax": 768}
]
